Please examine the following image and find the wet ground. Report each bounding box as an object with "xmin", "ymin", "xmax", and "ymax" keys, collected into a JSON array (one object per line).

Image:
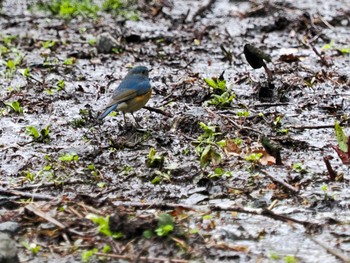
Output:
[{"xmin": 1, "ymin": 0, "xmax": 350, "ymax": 262}]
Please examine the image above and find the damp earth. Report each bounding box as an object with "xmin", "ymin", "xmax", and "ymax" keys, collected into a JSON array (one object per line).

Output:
[{"xmin": 1, "ymin": 0, "xmax": 350, "ymax": 262}]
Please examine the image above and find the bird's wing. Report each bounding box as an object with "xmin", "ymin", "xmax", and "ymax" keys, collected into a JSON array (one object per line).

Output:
[{"xmin": 106, "ymin": 79, "xmax": 150, "ymax": 108}]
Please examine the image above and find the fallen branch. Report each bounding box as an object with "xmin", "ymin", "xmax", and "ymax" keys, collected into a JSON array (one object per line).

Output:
[
  {"xmin": 144, "ymin": 106, "xmax": 173, "ymax": 117},
  {"xmin": 12, "ymin": 180, "xmax": 85, "ymax": 191},
  {"xmin": 191, "ymin": 0, "xmax": 216, "ymax": 23},
  {"xmin": 253, "ymin": 102, "xmax": 289, "ymax": 108},
  {"xmin": 25, "ymin": 204, "xmax": 85, "ymax": 237},
  {"xmin": 0, "ymin": 187, "xmax": 54, "ymax": 201},
  {"xmin": 285, "ymin": 124, "xmax": 335, "ymax": 130},
  {"xmin": 259, "ymin": 170, "xmax": 299, "ymax": 193},
  {"xmin": 308, "ymin": 235, "xmax": 350, "ymax": 263},
  {"xmin": 111, "ymin": 201, "xmax": 319, "ymax": 229},
  {"xmin": 220, "ymin": 114, "xmax": 264, "ymax": 135},
  {"xmin": 94, "ymin": 252, "xmax": 189, "ymax": 263}
]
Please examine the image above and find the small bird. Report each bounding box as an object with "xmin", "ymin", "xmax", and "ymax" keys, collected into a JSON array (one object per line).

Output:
[{"xmin": 98, "ymin": 66, "xmax": 152, "ymax": 124}]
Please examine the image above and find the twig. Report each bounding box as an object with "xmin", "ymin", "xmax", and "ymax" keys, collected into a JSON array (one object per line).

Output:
[
  {"xmin": 285, "ymin": 124, "xmax": 335, "ymax": 130},
  {"xmin": 13, "ymin": 180, "xmax": 85, "ymax": 191},
  {"xmin": 323, "ymin": 156, "xmax": 336, "ymax": 181},
  {"xmin": 259, "ymin": 170, "xmax": 299, "ymax": 193},
  {"xmin": 309, "ymin": 42, "xmax": 330, "ymax": 67},
  {"xmin": 191, "ymin": 0, "xmax": 216, "ymax": 23},
  {"xmin": 111, "ymin": 201, "xmax": 319, "ymax": 229},
  {"xmin": 94, "ymin": 252, "xmax": 189, "ymax": 263},
  {"xmin": 253, "ymin": 102, "xmax": 289, "ymax": 108},
  {"xmin": 220, "ymin": 114, "xmax": 264, "ymax": 135},
  {"xmin": 144, "ymin": 106, "xmax": 173, "ymax": 117},
  {"xmin": 308, "ymin": 235, "xmax": 350, "ymax": 263},
  {"xmin": 26, "ymin": 204, "xmax": 66, "ymax": 229},
  {"xmin": 0, "ymin": 187, "xmax": 55, "ymax": 201},
  {"xmin": 25, "ymin": 204, "xmax": 84, "ymax": 237}
]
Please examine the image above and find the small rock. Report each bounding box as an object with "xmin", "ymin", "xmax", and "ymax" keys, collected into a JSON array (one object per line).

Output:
[
  {"xmin": 184, "ymin": 193, "xmax": 208, "ymax": 205},
  {"xmin": 96, "ymin": 32, "xmax": 122, "ymax": 54},
  {"xmin": 0, "ymin": 232, "xmax": 19, "ymax": 263},
  {"xmin": 0, "ymin": 222, "xmax": 20, "ymax": 234}
]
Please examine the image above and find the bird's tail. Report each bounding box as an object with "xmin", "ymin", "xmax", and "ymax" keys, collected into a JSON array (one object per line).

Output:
[{"xmin": 98, "ymin": 104, "xmax": 117, "ymax": 121}]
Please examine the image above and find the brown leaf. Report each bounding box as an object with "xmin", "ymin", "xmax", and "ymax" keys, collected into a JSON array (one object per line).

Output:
[{"xmin": 331, "ymin": 145, "xmax": 350, "ymax": 165}]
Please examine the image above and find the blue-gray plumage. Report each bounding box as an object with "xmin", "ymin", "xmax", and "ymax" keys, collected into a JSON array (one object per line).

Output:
[{"xmin": 98, "ymin": 66, "xmax": 152, "ymax": 122}]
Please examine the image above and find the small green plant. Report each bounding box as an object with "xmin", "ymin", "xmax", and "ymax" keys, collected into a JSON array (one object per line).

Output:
[
  {"xmin": 204, "ymin": 76, "xmax": 227, "ymax": 94},
  {"xmin": 245, "ymin": 153, "xmax": 263, "ymax": 162},
  {"xmin": 5, "ymin": 101, "xmax": 23, "ymax": 114},
  {"xmin": 0, "ymin": 34, "xmax": 16, "ymax": 46},
  {"xmin": 24, "ymin": 171, "xmax": 36, "ymax": 182},
  {"xmin": 322, "ymin": 40, "xmax": 350, "ymax": 55},
  {"xmin": 151, "ymin": 171, "xmax": 172, "ymax": 184},
  {"xmin": 203, "ymin": 75, "xmax": 236, "ymax": 108},
  {"xmin": 285, "ymin": 255, "xmax": 297, "ymax": 263},
  {"xmin": 58, "ymin": 152, "xmax": 79, "ymax": 162},
  {"xmin": 38, "ymin": 0, "xmax": 99, "ymax": 19},
  {"xmin": 245, "ymin": 153, "xmax": 263, "ymax": 170},
  {"xmin": 22, "ymin": 241, "xmax": 41, "ymax": 255},
  {"xmin": 63, "ymin": 57, "xmax": 75, "ymax": 65},
  {"xmin": 237, "ymin": 111, "xmax": 250, "ymax": 118},
  {"xmin": 5, "ymin": 54, "xmax": 22, "ymax": 77},
  {"xmin": 88, "ymin": 164, "xmax": 98, "ymax": 177},
  {"xmin": 86, "ymin": 214, "xmax": 123, "ymax": 238},
  {"xmin": 334, "ymin": 121, "xmax": 348, "ymax": 152},
  {"xmin": 143, "ymin": 229, "xmax": 153, "ymax": 239},
  {"xmin": 146, "ymin": 148, "xmax": 164, "ymax": 168},
  {"xmin": 26, "ymin": 125, "xmax": 50, "ymax": 143},
  {"xmin": 102, "ymin": 0, "xmax": 139, "ymax": 20},
  {"xmin": 42, "ymin": 40, "xmax": 56, "ymax": 49},
  {"xmin": 88, "ymin": 38, "xmax": 97, "ymax": 46},
  {"xmin": 81, "ymin": 248, "xmax": 98, "ymax": 263},
  {"xmin": 155, "ymin": 213, "xmax": 175, "ymax": 237},
  {"xmin": 208, "ymin": 167, "xmax": 233, "ymax": 178},
  {"xmin": 292, "ymin": 162, "xmax": 308, "ymax": 174},
  {"xmin": 195, "ymin": 122, "xmax": 223, "ymax": 167},
  {"xmin": 22, "ymin": 67, "xmax": 31, "ymax": 78},
  {"xmin": 269, "ymin": 251, "xmax": 280, "ymax": 260},
  {"xmin": 45, "ymin": 79, "xmax": 66, "ymax": 95},
  {"xmin": 205, "ymin": 91, "xmax": 235, "ymax": 107}
]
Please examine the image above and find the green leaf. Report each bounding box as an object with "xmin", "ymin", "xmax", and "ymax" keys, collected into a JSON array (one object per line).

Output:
[
  {"xmin": 143, "ymin": 230, "xmax": 154, "ymax": 239},
  {"xmin": 23, "ymin": 67, "xmax": 30, "ymax": 77},
  {"xmin": 59, "ymin": 152, "xmax": 79, "ymax": 162},
  {"xmin": 26, "ymin": 126, "xmax": 40, "ymax": 139},
  {"xmin": 5, "ymin": 101, "xmax": 23, "ymax": 114},
  {"xmin": 200, "ymin": 145, "xmax": 222, "ymax": 167},
  {"xmin": 86, "ymin": 214, "xmax": 122, "ymax": 239},
  {"xmin": 245, "ymin": 153, "xmax": 263, "ymax": 162},
  {"xmin": 6, "ymin": 59, "xmax": 15, "ymax": 70},
  {"xmin": 102, "ymin": 245, "xmax": 111, "ymax": 253},
  {"xmin": 146, "ymin": 148, "xmax": 164, "ymax": 168},
  {"xmin": 156, "ymin": 213, "xmax": 175, "ymax": 237},
  {"xmin": 155, "ymin": 224, "xmax": 174, "ymax": 236},
  {"xmin": 158, "ymin": 213, "xmax": 174, "ymax": 226},
  {"xmin": 285, "ymin": 255, "xmax": 297, "ymax": 263},
  {"xmin": 335, "ymin": 122, "xmax": 348, "ymax": 152},
  {"xmin": 204, "ymin": 78, "xmax": 217, "ymax": 89},
  {"xmin": 81, "ymin": 248, "xmax": 98, "ymax": 263}
]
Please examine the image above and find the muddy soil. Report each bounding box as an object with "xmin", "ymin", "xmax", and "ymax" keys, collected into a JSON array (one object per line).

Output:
[{"xmin": 1, "ymin": 0, "xmax": 350, "ymax": 262}]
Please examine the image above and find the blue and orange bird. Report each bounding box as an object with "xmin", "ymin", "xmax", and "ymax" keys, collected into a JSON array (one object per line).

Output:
[{"xmin": 98, "ymin": 66, "xmax": 152, "ymax": 124}]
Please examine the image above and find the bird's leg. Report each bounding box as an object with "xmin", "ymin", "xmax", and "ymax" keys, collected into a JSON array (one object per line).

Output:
[
  {"xmin": 122, "ymin": 112, "xmax": 127, "ymax": 124},
  {"xmin": 131, "ymin": 112, "xmax": 146, "ymax": 130}
]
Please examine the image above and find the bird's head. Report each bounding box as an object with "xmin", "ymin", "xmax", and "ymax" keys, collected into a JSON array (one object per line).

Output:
[{"xmin": 128, "ymin": 66, "xmax": 150, "ymax": 77}]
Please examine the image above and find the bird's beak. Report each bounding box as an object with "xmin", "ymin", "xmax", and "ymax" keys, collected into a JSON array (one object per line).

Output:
[{"xmin": 148, "ymin": 68, "xmax": 153, "ymax": 72}]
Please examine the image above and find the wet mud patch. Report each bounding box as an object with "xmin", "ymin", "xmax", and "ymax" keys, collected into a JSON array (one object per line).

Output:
[{"xmin": 1, "ymin": 0, "xmax": 350, "ymax": 262}]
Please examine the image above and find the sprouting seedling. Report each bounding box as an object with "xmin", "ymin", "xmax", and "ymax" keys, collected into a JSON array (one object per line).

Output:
[{"xmin": 244, "ymin": 43, "xmax": 273, "ymax": 82}]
